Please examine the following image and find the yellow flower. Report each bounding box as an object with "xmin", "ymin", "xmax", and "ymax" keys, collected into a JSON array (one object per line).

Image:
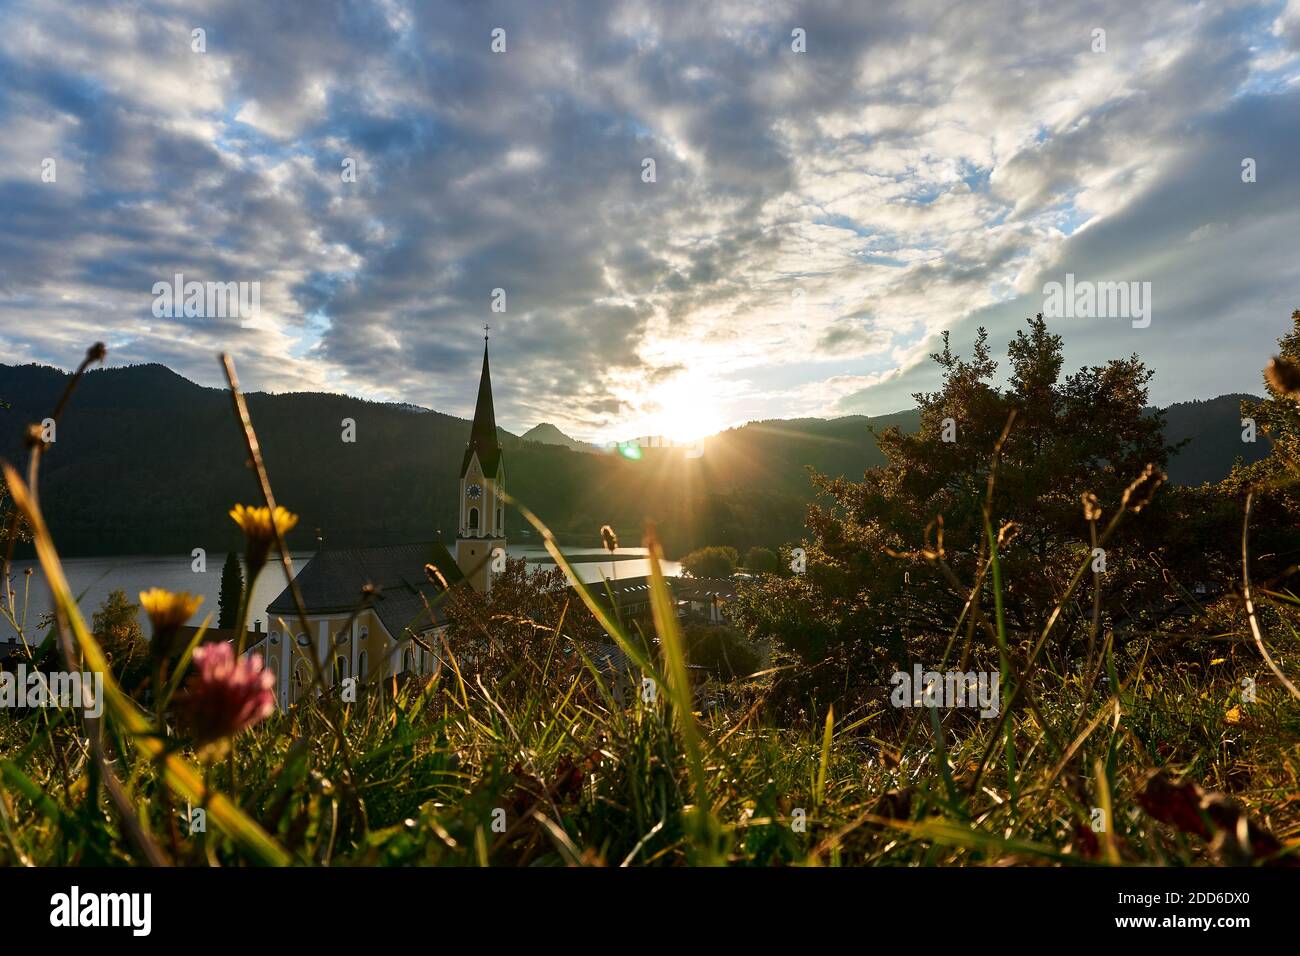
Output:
[
  {"xmin": 229, "ymin": 504, "xmax": 299, "ymax": 572},
  {"xmin": 228, "ymin": 504, "xmax": 299, "ymax": 542},
  {"xmin": 140, "ymin": 588, "xmax": 204, "ymax": 631},
  {"xmin": 139, "ymin": 588, "xmax": 203, "ymax": 659}
]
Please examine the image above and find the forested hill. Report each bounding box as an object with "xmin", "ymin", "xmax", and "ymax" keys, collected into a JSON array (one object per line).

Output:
[
  {"xmin": 0, "ymin": 363, "xmax": 1269, "ymax": 558},
  {"xmin": 1157, "ymin": 394, "xmax": 1268, "ymax": 486}
]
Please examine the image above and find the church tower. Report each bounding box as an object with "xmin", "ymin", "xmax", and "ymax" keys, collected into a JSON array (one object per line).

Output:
[{"xmin": 455, "ymin": 331, "xmax": 505, "ymax": 593}]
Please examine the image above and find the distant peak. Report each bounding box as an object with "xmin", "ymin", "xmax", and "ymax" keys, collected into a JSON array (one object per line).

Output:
[
  {"xmin": 522, "ymin": 422, "xmax": 593, "ymax": 452},
  {"xmin": 524, "ymin": 422, "xmax": 566, "ymax": 437}
]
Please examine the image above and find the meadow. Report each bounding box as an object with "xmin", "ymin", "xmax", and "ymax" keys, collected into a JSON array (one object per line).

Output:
[{"xmin": 1, "ymin": 336, "xmax": 1298, "ymax": 868}]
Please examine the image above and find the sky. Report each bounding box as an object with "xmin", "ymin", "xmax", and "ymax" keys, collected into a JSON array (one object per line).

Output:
[{"xmin": 1, "ymin": 0, "xmax": 1298, "ymax": 443}]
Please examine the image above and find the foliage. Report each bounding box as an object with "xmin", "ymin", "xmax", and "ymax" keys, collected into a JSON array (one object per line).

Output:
[
  {"xmin": 440, "ymin": 556, "xmax": 603, "ymax": 701},
  {"xmin": 1237, "ymin": 310, "xmax": 1300, "ymax": 481},
  {"xmin": 218, "ymin": 551, "xmax": 243, "ymax": 630},
  {"xmin": 1222, "ymin": 309, "xmax": 1300, "ymax": 574},
  {"xmin": 681, "ymin": 545, "xmax": 739, "ymax": 578},
  {"xmin": 733, "ymin": 315, "xmax": 1181, "ymax": 711},
  {"xmin": 0, "ymin": 487, "xmax": 25, "ymax": 545},
  {"xmin": 91, "ymin": 588, "xmax": 149, "ymax": 694},
  {"xmin": 742, "ymin": 546, "xmax": 779, "ymax": 573},
  {"xmin": 0, "ymin": 396, "xmax": 30, "ymax": 545},
  {"xmin": 682, "ymin": 622, "xmax": 760, "ymax": 679}
]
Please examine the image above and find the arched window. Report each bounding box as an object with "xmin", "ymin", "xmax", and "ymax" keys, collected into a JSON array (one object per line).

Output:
[
  {"xmin": 497, "ymin": 507, "xmax": 503, "ymax": 531},
  {"xmin": 402, "ymin": 647, "xmax": 414, "ymax": 673},
  {"xmin": 334, "ymin": 656, "xmax": 349, "ymax": 683},
  {"xmin": 267, "ymin": 654, "xmax": 279, "ymax": 685},
  {"xmin": 358, "ymin": 650, "xmax": 368, "ymax": 682},
  {"xmin": 469, "ymin": 507, "xmax": 479, "ymax": 532},
  {"xmin": 293, "ymin": 662, "xmax": 309, "ymax": 696}
]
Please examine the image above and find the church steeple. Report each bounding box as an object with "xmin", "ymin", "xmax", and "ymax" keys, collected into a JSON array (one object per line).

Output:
[
  {"xmin": 454, "ymin": 329, "xmax": 505, "ymax": 594},
  {"xmin": 461, "ymin": 335, "xmax": 501, "ymax": 478}
]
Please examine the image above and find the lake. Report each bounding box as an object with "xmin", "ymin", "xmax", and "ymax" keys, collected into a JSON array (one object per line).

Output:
[{"xmin": 1, "ymin": 545, "xmax": 680, "ymax": 641}]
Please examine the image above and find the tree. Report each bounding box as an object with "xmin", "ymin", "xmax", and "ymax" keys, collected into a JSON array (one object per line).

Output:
[
  {"xmin": 681, "ymin": 546, "xmax": 739, "ymax": 578},
  {"xmin": 0, "ymin": 396, "xmax": 31, "ymax": 546},
  {"xmin": 0, "ymin": 484, "xmax": 27, "ymax": 546},
  {"xmin": 93, "ymin": 589, "xmax": 149, "ymax": 694},
  {"xmin": 732, "ymin": 315, "xmax": 1176, "ymax": 711},
  {"xmin": 218, "ymin": 551, "xmax": 243, "ymax": 629},
  {"xmin": 684, "ymin": 622, "xmax": 760, "ymax": 679},
  {"xmin": 1239, "ymin": 310, "xmax": 1300, "ymax": 468},
  {"xmin": 743, "ymin": 546, "xmax": 779, "ymax": 573},
  {"xmin": 1219, "ymin": 308, "xmax": 1300, "ymax": 573}
]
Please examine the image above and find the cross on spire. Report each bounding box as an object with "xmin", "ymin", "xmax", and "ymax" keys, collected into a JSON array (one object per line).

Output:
[{"xmin": 483, "ymin": 323, "xmax": 490, "ymax": 341}]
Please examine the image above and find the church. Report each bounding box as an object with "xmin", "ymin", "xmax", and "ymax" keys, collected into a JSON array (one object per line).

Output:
[{"xmin": 251, "ymin": 334, "xmax": 508, "ymax": 711}]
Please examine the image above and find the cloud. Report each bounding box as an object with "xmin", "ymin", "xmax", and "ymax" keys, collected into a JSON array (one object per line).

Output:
[
  {"xmin": 815, "ymin": 314, "xmax": 890, "ymax": 354},
  {"xmin": 1, "ymin": 0, "xmax": 1297, "ymax": 440}
]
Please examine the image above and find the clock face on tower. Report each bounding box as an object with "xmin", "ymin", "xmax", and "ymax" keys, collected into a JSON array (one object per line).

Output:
[{"xmin": 468, "ymin": 483, "xmax": 483, "ymax": 500}]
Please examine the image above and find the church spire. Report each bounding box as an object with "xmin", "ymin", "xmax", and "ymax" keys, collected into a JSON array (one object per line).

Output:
[
  {"xmin": 461, "ymin": 336, "xmax": 501, "ymax": 477},
  {"xmin": 455, "ymin": 329, "xmax": 506, "ymax": 593}
]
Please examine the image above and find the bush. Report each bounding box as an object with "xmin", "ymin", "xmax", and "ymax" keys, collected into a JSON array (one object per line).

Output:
[
  {"xmin": 681, "ymin": 545, "xmax": 738, "ymax": 578},
  {"xmin": 732, "ymin": 314, "xmax": 1179, "ymax": 711},
  {"xmin": 92, "ymin": 589, "xmax": 149, "ymax": 694},
  {"xmin": 683, "ymin": 623, "xmax": 759, "ymax": 679}
]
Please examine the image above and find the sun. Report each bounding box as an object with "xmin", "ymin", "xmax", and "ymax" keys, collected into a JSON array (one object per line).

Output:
[{"xmin": 639, "ymin": 370, "xmax": 728, "ymax": 444}]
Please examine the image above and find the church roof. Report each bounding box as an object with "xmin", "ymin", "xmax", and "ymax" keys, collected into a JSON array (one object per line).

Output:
[
  {"xmin": 266, "ymin": 541, "xmax": 464, "ymax": 640},
  {"xmin": 461, "ymin": 340, "xmax": 502, "ymax": 477}
]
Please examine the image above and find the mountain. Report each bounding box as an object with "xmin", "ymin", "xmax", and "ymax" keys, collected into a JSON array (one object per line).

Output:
[
  {"xmin": 1159, "ymin": 394, "xmax": 1269, "ymax": 485},
  {"xmin": 521, "ymin": 422, "xmax": 593, "ymax": 452},
  {"xmin": 0, "ymin": 363, "xmax": 1271, "ymax": 558}
]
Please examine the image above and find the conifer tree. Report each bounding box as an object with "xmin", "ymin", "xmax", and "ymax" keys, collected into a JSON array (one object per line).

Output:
[{"xmin": 218, "ymin": 551, "xmax": 243, "ymax": 630}]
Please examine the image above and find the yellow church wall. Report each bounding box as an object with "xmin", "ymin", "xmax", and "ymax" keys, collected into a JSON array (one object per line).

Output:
[{"xmin": 257, "ymin": 608, "xmax": 447, "ymax": 710}]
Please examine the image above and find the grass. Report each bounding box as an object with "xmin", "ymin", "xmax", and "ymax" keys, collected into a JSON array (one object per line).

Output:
[
  {"xmin": 1, "ymin": 348, "xmax": 1298, "ymax": 866},
  {"xmin": 6, "ymin": 631, "xmax": 1295, "ymax": 866}
]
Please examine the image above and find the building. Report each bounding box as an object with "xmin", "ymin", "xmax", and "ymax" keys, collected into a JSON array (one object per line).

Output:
[
  {"xmin": 673, "ymin": 577, "xmax": 737, "ymax": 624},
  {"xmin": 252, "ymin": 332, "xmax": 504, "ymax": 710},
  {"xmin": 582, "ymin": 575, "xmax": 738, "ymax": 626},
  {"xmin": 454, "ymin": 335, "xmax": 506, "ymax": 594}
]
